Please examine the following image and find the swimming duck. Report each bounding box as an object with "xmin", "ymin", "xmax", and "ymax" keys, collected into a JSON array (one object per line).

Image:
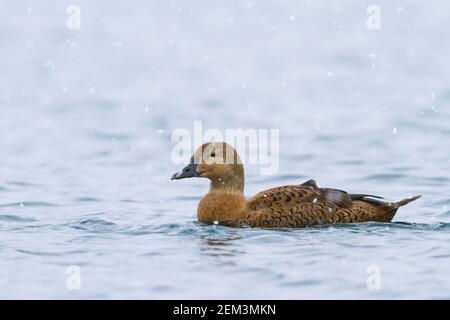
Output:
[{"xmin": 171, "ymin": 142, "xmax": 421, "ymax": 228}]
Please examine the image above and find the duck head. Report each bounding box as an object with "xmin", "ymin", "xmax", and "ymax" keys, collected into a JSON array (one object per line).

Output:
[{"xmin": 171, "ymin": 142, "xmax": 245, "ymax": 193}]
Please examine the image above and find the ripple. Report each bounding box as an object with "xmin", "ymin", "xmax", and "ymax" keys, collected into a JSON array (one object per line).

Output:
[
  {"xmin": 0, "ymin": 201, "xmax": 59, "ymax": 208},
  {"xmin": 122, "ymin": 220, "xmax": 450, "ymax": 238},
  {"xmin": 76, "ymin": 197, "xmax": 103, "ymax": 203},
  {"xmin": 437, "ymin": 211, "xmax": 450, "ymax": 217},
  {"xmin": 285, "ymin": 154, "xmax": 315, "ymax": 162},
  {"xmin": 122, "ymin": 222, "xmax": 194, "ymax": 236},
  {"xmin": 6, "ymin": 181, "xmax": 40, "ymax": 187},
  {"xmin": 120, "ymin": 199, "xmax": 143, "ymax": 203},
  {"xmin": 337, "ymin": 159, "xmax": 364, "ymax": 166},
  {"xmin": 16, "ymin": 249, "xmax": 87, "ymax": 256},
  {"xmin": 297, "ymin": 221, "xmax": 450, "ymax": 232},
  {"xmin": 124, "ymin": 221, "xmax": 244, "ymax": 238},
  {"xmin": 281, "ymin": 279, "xmax": 322, "ymax": 287},
  {"xmin": 364, "ymin": 173, "xmax": 406, "ymax": 181},
  {"xmin": 249, "ymin": 174, "xmax": 308, "ymax": 184},
  {"xmin": 433, "ymin": 199, "xmax": 450, "ymax": 206},
  {"xmin": 0, "ymin": 215, "xmax": 36, "ymax": 222},
  {"xmin": 66, "ymin": 218, "xmax": 118, "ymax": 232},
  {"xmin": 124, "ymin": 225, "xmax": 159, "ymax": 235},
  {"xmin": 314, "ymin": 134, "xmax": 337, "ymax": 142},
  {"xmin": 157, "ymin": 222, "xmax": 202, "ymax": 236},
  {"xmin": 200, "ymin": 99, "xmax": 223, "ymax": 109},
  {"xmin": 173, "ymin": 196, "xmax": 201, "ymax": 201}
]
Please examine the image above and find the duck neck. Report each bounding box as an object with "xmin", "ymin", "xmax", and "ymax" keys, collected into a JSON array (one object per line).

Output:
[
  {"xmin": 209, "ymin": 176, "xmax": 244, "ymax": 195},
  {"xmin": 209, "ymin": 164, "xmax": 245, "ymax": 195},
  {"xmin": 197, "ymin": 170, "xmax": 247, "ymax": 225}
]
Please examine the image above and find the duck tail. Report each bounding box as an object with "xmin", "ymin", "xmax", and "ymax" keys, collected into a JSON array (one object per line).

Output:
[
  {"xmin": 375, "ymin": 195, "xmax": 421, "ymax": 222},
  {"xmin": 393, "ymin": 195, "xmax": 422, "ymax": 208}
]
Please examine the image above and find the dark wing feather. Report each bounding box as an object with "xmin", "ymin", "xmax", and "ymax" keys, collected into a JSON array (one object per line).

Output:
[
  {"xmin": 300, "ymin": 179, "xmax": 318, "ymax": 188},
  {"xmin": 302, "ymin": 179, "xmax": 353, "ymax": 208},
  {"xmin": 319, "ymin": 188, "xmax": 353, "ymax": 209},
  {"xmin": 349, "ymin": 194, "xmax": 386, "ymax": 206}
]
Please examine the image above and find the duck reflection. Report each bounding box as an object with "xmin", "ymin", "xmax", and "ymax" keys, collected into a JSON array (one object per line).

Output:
[{"xmin": 198, "ymin": 234, "xmax": 245, "ymax": 265}]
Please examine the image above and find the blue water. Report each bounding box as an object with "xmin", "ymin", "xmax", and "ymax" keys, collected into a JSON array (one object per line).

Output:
[{"xmin": 1, "ymin": 1, "xmax": 449, "ymax": 299}]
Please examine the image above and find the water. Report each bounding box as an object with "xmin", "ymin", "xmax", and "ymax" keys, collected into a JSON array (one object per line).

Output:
[{"xmin": 1, "ymin": 0, "xmax": 449, "ymax": 299}]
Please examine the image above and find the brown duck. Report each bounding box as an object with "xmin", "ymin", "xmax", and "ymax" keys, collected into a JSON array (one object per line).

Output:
[{"xmin": 171, "ymin": 142, "xmax": 421, "ymax": 228}]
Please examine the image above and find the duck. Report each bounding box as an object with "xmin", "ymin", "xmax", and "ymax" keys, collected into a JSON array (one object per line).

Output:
[{"xmin": 171, "ymin": 142, "xmax": 421, "ymax": 228}]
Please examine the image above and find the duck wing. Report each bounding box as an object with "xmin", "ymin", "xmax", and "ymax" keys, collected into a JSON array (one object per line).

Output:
[
  {"xmin": 243, "ymin": 179, "xmax": 419, "ymax": 227},
  {"xmin": 247, "ymin": 179, "xmax": 353, "ymax": 211}
]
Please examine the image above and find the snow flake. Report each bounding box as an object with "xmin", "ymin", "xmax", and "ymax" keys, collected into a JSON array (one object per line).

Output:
[{"xmin": 43, "ymin": 61, "xmax": 55, "ymax": 70}]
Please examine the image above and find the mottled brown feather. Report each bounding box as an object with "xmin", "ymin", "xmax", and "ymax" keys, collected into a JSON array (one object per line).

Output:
[
  {"xmin": 240, "ymin": 182, "xmax": 419, "ymax": 227},
  {"xmin": 241, "ymin": 181, "xmax": 392, "ymax": 227}
]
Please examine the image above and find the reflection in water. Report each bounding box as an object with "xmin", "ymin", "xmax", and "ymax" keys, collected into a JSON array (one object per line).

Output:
[{"xmin": 198, "ymin": 234, "xmax": 245, "ymax": 265}]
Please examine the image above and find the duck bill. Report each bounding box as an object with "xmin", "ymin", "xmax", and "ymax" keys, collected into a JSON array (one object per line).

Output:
[{"xmin": 171, "ymin": 163, "xmax": 199, "ymax": 180}]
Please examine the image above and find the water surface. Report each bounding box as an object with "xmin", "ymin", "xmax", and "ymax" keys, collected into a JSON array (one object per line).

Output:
[{"xmin": 0, "ymin": 0, "xmax": 449, "ymax": 299}]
